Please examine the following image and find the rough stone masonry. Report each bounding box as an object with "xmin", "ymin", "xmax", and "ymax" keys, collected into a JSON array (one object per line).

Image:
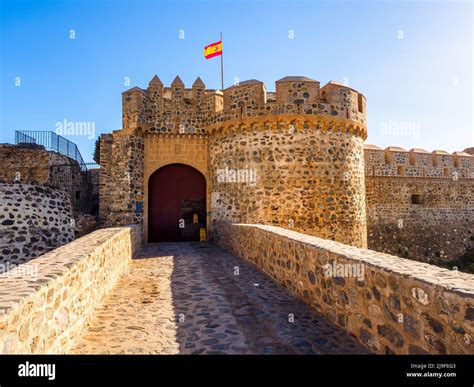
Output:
[{"xmin": 99, "ymin": 74, "xmax": 474, "ymax": 264}]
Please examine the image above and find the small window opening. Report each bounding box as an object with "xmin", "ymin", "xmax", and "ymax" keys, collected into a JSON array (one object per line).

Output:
[{"xmin": 357, "ymin": 93, "xmax": 363, "ymax": 113}]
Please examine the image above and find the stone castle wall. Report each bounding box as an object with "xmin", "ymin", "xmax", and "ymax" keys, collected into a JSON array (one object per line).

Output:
[
  {"xmin": 215, "ymin": 223, "xmax": 474, "ymax": 354},
  {"xmin": 0, "ymin": 144, "xmax": 78, "ymax": 186},
  {"xmin": 209, "ymin": 115, "xmax": 367, "ymax": 247},
  {"xmin": 121, "ymin": 76, "xmax": 366, "ymax": 135},
  {"xmin": 102, "ymin": 75, "xmax": 368, "ymax": 246},
  {"xmin": 0, "ymin": 143, "xmax": 96, "ymax": 215},
  {"xmin": 0, "ymin": 183, "xmax": 74, "ymax": 269},
  {"xmin": 0, "ymin": 144, "xmax": 51, "ymax": 184},
  {"xmin": 101, "ymin": 73, "xmax": 473, "ymax": 256},
  {"xmin": 99, "ymin": 132, "xmax": 144, "ymax": 227},
  {"xmin": 365, "ymin": 177, "xmax": 474, "ymax": 263},
  {"xmin": 364, "ymin": 145, "xmax": 474, "ymax": 263},
  {"xmin": 364, "ymin": 145, "xmax": 474, "ymax": 179},
  {"xmin": 0, "ymin": 225, "xmax": 142, "ymax": 354}
]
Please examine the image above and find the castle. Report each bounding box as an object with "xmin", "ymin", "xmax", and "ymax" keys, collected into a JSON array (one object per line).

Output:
[
  {"xmin": 1, "ymin": 74, "xmax": 473, "ymax": 355},
  {"xmin": 99, "ymin": 74, "xmax": 474, "ymax": 263}
]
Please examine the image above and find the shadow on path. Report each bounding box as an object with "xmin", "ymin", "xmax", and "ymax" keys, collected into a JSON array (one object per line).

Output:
[{"xmin": 71, "ymin": 242, "xmax": 368, "ymax": 354}]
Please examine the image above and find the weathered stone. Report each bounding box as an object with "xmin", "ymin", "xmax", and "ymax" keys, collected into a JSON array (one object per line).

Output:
[
  {"xmin": 408, "ymin": 344, "xmax": 428, "ymax": 355},
  {"xmin": 424, "ymin": 334, "xmax": 447, "ymax": 354},
  {"xmin": 403, "ymin": 314, "xmax": 421, "ymax": 339},
  {"xmin": 377, "ymin": 324, "xmax": 404, "ymax": 348},
  {"xmin": 215, "ymin": 224, "xmax": 474, "ymax": 354},
  {"xmin": 0, "ymin": 183, "xmax": 74, "ymax": 269},
  {"xmin": 422, "ymin": 313, "xmax": 444, "ymax": 334},
  {"xmin": 465, "ymin": 307, "xmax": 474, "ymax": 322},
  {"xmin": 0, "ymin": 225, "xmax": 142, "ymax": 354},
  {"xmin": 72, "ymin": 243, "xmax": 367, "ymax": 354},
  {"xmin": 411, "ymin": 287, "xmax": 429, "ymax": 305}
]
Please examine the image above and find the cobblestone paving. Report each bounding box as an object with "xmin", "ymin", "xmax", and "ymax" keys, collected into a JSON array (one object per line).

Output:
[{"xmin": 71, "ymin": 242, "xmax": 369, "ymax": 354}]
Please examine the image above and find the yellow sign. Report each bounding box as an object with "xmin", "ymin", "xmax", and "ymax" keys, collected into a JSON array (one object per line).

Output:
[
  {"xmin": 200, "ymin": 228, "xmax": 206, "ymax": 241},
  {"xmin": 193, "ymin": 213, "xmax": 198, "ymax": 223}
]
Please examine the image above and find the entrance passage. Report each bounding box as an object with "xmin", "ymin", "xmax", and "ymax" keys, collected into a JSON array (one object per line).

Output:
[
  {"xmin": 148, "ymin": 164, "xmax": 206, "ymax": 242},
  {"xmin": 71, "ymin": 243, "xmax": 369, "ymax": 354}
]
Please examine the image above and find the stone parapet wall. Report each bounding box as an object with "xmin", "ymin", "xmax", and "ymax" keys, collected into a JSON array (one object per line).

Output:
[
  {"xmin": 0, "ymin": 144, "xmax": 50, "ymax": 184},
  {"xmin": 0, "ymin": 183, "xmax": 74, "ymax": 268},
  {"xmin": 0, "ymin": 144, "xmax": 82, "ymax": 185},
  {"xmin": 0, "ymin": 143, "xmax": 94, "ymax": 215},
  {"xmin": 0, "ymin": 225, "xmax": 142, "ymax": 353},
  {"xmin": 214, "ymin": 223, "xmax": 474, "ymax": 354},
  {"xmin": 121, "ymin": 76, "xmax": 367, "ymax": 135}
]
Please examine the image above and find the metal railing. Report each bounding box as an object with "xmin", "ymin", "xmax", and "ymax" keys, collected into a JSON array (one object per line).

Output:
[{"xmin": 15, "ymin": 130, "xmax": 88, "ymax": 171}]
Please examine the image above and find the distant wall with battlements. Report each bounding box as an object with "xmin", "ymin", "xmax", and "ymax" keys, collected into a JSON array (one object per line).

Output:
[{"xmin": 364, "ymin": 145, "xmax": 474, "ymax": 264}]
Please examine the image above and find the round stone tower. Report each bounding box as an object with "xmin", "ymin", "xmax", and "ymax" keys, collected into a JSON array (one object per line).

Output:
[{"xmin": 208, "ymin": 77, "xmax": 368, "ymax": 248}]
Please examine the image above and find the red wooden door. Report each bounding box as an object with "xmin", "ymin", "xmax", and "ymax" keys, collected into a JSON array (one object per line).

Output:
[{"xmin": 148, "ymin": 164, "xmax": 206, "ymax": 242}]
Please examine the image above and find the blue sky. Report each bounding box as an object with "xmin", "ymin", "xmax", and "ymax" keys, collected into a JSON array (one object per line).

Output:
[{"xmin": 0, "ymin": 0, "xmax": 472, "ymax": 162}]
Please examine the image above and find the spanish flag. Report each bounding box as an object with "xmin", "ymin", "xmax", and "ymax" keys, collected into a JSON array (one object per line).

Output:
[{"xmin": 204, "ymin": 40, "xmax": 223, "ymax": 60}]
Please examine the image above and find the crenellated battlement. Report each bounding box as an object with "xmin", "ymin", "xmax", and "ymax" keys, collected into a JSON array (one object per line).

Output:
[
  {"xmin": 364, "ymin": 144, "xmax": 474, "ymax": 179},
  {"xmin": 121, "ymin": 75, "xmax": 367, "ymax": 136},
  {"xmin": 100, "ymin": 70, "xmax": 474, "ymax": 269}
]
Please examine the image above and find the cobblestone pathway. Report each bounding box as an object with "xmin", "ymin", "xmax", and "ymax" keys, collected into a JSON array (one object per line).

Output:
[{"xmin": 71, "ymin": 242, "xmax": 368, "ymax": 354}]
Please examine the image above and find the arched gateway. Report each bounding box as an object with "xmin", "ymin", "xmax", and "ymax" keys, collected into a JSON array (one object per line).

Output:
[{"xmin": 148, "ymin": 164, "xmax": 206, "ymax": 242}]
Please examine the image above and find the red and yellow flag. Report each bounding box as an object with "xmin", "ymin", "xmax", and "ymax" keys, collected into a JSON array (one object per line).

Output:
[{"xmin": 204, "ymin": 40, "xmax": 223, "ymax": 59}]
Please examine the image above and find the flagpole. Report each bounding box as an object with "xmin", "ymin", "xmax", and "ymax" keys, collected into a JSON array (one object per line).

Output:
[{"xmin": 220, "ymin": 32, "xmax": 224, "ymax": 92}]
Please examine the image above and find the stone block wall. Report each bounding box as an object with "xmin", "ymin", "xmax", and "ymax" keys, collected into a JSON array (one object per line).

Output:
[
  {"xmin": 275, "ymin": 76, "xmax": 320, "ymax": 105},
  {"xmin": 99, "ymin": 132, "xmax": 144, "ymax": 227},
  {"xmin": 0, "ymin": 143, "xmax": 96, "ymax": 215},
  {"xmin": 0, "ymin": 144, "xmax": 50, "ymax": 184},
  {"xmin": 215, "ymin": 223, "xmax": 474, "ymax": 354},
  {"xmin": 122, "ymin": 76, "xmax": 219, "ymax": 135},
  {"xmin": 0, "ymin": 183, "xmax": 74, "ymax": 269},
  {"xmin": 364, "ymin": 145, "xmax": 474, "ymax": 264},
  {"xmin": 223, "ymin": 80, "xmax": 266, "ymax": 116},
  {"xmin": 365, "ymin": 177, "xmax": 474, "ymax": 263},
  {"xmin": 121, "ymin": 75, "xmax": 367, "ymax": 136},
  {"xmin": 0, "ymin": 225, "xmax": 142, "ymax": 353},
  {"xmin": 364, "ymin": 145, "xmax": 474, "ymax": 179},
  {"xmin": 0, "ymin": 144, "xmax": 80, "ymax": 186},
  {"xmin": 101, "ymin": 74, "xmax": 368, "ymax": 244},
  {"xmin": 209, "ymin": 115, "xmax": 367, "ymax": 248}
]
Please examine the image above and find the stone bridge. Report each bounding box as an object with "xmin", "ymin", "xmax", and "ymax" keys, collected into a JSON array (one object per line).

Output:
[
  {"xmin": 72, "ymin": 243, "xmax": 367, "ymax": 354},
  {"xmin": 0, "ymin": 225, "xmax": 472, "ymax": 354}
]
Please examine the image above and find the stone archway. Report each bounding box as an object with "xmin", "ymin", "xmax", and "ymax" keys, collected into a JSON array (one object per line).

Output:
[{"xmin": 148, "ymin": 163, "xmax": 206, "ymax": 242}]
